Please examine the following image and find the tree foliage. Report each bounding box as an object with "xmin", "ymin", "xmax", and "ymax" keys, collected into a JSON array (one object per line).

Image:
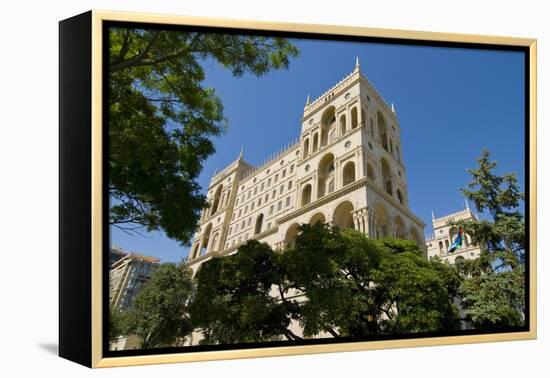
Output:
[
  {"xmin": 191, "ymin": 224, "xmax": 460, "ymax": 344},
  {"xmin": 189, "ymin": 241, "xmax": 301, "ymax": 344},
  {"xmin": 450, "ymin": 149, "xmax": 526, "ymax": 328},
  {"xmin": 108, "ymin": 28, "xmax": 299, "ymax": 243},
  {"xmin": 123, "ymin": 262, "xmax": 195, "ymax": 348}
]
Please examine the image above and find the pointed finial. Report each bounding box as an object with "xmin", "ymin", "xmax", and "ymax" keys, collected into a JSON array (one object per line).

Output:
[
  {"xmin": 305, "ymin": 94, "xmax": 311, "ymax": 107},
  {"xmin": 355, "ymin": 56, "xmax": 360, "ymax": 70},
  {"xmin": 391, "ymin": 102, "xmax": 396, "ymax": 113},
  {"xmin": 465, "ymin": 198, "xmax": 470, "ymax": 210},
  {"xmin": 239, "ymin": 146, "xmax": 244, "ymax": 158},
  {"xmin": 431, "ymin": 210, "xmax": 436, "ymax": 221},
  {"xmin": 213, "ymin": 167, "xmax": 218, "ymax": 176}
]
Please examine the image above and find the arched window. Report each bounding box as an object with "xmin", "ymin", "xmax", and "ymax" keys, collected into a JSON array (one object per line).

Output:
[
  {"xmin": 312, "ymin": 133, "xmax": 319, "ymax": 153},
  {"xmin": 381, "ymin": 158, "xmax": 393, "ymax": 196},
  {"xmin": 317, "ymin": 153, "xmax": 335, "ymax": 199},
  {"xmin": 342, "ymin": 161, "xmax": 356, "ymax": 186},
  {"xmin": 438, "ymin": 241, "xmax": 444, "ymax": 254},
  {"xmin": 301, "ymin": 184, "xmax": 312, "ymax": 206},
  {"xmin": 303, "ymin": 138, "xmax": 310, "ymax": 159},
  {"xmin": 254, "ymin": 214, "xmax": 264, "ymax": 235},
  {"xmin": 201, "ymin": 224, "xmax": 212, "ymax": 255},
  {"xmin": 396, "ymin": 189, "xmax": 404, "ymax": 205},
  {"xmin": 394, "ymin": 216, "xmax": 406, "ymax": 239},
  {"xmin": 211, "ymin": 232, "xmax": 219, "ymax": 252},
  {"xmin": 351, "ymin": 107, "xmax": 358, "ymax": 129},
  {"xmin": 211, "ymin": 185, "xmax": 223, "ymax": 215},
  {"xmin": 191, "ymin": 243, "xmax": 200, "ymax": 259},
  {"xmin": 374, "ymin": 204, "xmax": 389, "ymax": 239},
  {"xmin": 377, "ymin": 113, "xmax": 389, "ymax": 151},
  {"xmin": 395, "ymin": 145, "xmax": 401, "ymax": 163},
  {"xmin": 320, "ymin": 106, "xmax": 336, "ymax": 147},
  {"xmin": 340, "ymin": 114, "xmax": 346, "ymax": 135},
  {"xmin": 445, "ymin": 239, "xmax": 450, "ymax": 251},
  {"xmin": 328, "ymin": 178, "xmax": 335, "ymax": 194},
  {"xmin": 455, "ymin": 256, "xmax": 466, "ymax": 264}
]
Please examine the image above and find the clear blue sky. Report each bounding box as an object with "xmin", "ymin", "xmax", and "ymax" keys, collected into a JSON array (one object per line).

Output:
[{"xmin": 111, "ymin": 37, "xmax": 525, "ymax": 263}]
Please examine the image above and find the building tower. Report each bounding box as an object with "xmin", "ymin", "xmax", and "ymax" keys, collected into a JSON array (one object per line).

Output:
[
  {"xmin": 187, "ymin": 58, "xmax": 425, "ymax": 274},
  {"xmin": 425, "ymin": 201, "xmax": 482, "ymax": 263}
]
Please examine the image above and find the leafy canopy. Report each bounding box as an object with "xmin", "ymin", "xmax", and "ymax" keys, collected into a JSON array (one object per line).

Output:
[
  {"xmin": 108, "ymin": 28, "xmax": 299, "ymax": 243},
  {"xmin": 123, "ymin": 262, "xmax": 195, "ymax": 348}
]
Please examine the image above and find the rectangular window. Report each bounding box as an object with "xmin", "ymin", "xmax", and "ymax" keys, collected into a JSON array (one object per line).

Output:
[
  {"xmin": 254, "ymin": 187, "xmax": 257, "ymax": 195},
  {"xmin": 245, "ymin": 205, "xmax": 248, "ymax": 214},
  {"xmin": 258, "ymin": 198, "xmax": 262, "ymax": 206},
  {"xmin": 242, "ymin": 220, "xmax": 245, "ymax": 228},
  {"xmin": 286, "ymin": 196, "xmax": 291, "ymax": 207},
  {"xmin": 235, "ymin": 198, "xmax": 239, "ymax": 206},
  {"xmin": 247, "ymin": 191, "xmax": 251, "ymax": 199},
  {"xmin": 290, "ymin": 164, "xmax": 294, "ymax": 173},
  {"xmin": 282, "ymin": 169, "xmax": 286, "ymax": 178},
  {"xmin": 229, "ymin": 227, "xmax": 232, "ymax": 235},
  {"xmin": 267, "ymin": 222, "xmax": 271, "ymax": 229},
  {"xmin": 248, "ymin": 217, "xmax": 251, "ymax": 226},
  {"xmin": 272, "ymin": 189, "xmax": 276, "ymax": 198},
  {"xmin": 232, "ymin": 212, "xmax": 235, "ymax": 220},
  {"xmin": 275, "ymin": 174, "xmax": 279, "ymax": 183},
  {"xmin": 268, "ymin": 178, "xmax": 272, "ymax": 187},
  {"xmin": 265, "ymin": 193, "xmax": 269, "ymax": 202},
  {"xmin": 261, "ymin": 182, "xmax": 264, "ymax": 191},
  {"xmin": 270, "ymin": 205, "xmax": 274, "ymax": 215},
  {"xmin": 280, "ymin": 184, "xmax": 284, "ymax": 194},
  {"xmin": 238, "ymin": 209, "xmax": 242, "ymax": 217},
  {"xmin": 277, "ymin": 201, "xmax": 282, "ymax": 211},
  {"xmin": 251, "ymin": 202, "xmax": 255, "ymax": 210},
  {"xmin": 288, "ymin": 181, "xmax": 292, "ymax": 190}
]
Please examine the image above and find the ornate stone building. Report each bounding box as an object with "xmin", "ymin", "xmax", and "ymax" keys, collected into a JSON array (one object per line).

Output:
[
  {"xmin": 187, "ymin": 58, "xmax": 425, "ymax": 273},
  {"xmin": 425, "ymin": 202, "xmax": 482, "ymax": 263}
]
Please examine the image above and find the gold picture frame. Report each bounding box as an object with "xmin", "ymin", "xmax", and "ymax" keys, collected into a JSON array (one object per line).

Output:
[{"xmin": 59, "ymin": 9, "xmax": 537, "ymax": 368}]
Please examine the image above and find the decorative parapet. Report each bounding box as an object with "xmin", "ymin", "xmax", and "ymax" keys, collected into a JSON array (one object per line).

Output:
[{"xmin": 240, "ymin": 139, "xmax": 300, "ymax": 181}]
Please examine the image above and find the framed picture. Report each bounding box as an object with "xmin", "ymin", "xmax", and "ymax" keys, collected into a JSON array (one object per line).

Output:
[{"xmin": 59, "ymin": 10, "xmax": 537, "ymax": 368}]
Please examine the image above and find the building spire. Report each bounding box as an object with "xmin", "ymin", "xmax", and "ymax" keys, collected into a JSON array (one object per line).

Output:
[
  {"xmin": 431, "ymin": 210, "xmax": 436, "ymax": 221},
  {"xmin": 391, "ymin": 102, "xmax": 396, "ymax": 113},
  {"xmin": 305, "ymin": 93, "xmax": 311, "ymax": 107},
  {"xmin": 355, "ymin": 56, "xmax": 360, "ymax": 70},
  {"xmin": 239, "ymin": 146, "xmax": 244, "ymax": 159},
  {"xmin": 465, "ymin": 198, "xmax": 470, "ymax": 210}
]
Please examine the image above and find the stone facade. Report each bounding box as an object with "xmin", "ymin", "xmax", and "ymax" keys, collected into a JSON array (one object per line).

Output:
[
  {"xmin": 425, "ymin": 203, "xmax": 482, "ymax": 263},
  {"xmin": 187, "ymin": 59, "xmax": 425, "ymax": 274}
]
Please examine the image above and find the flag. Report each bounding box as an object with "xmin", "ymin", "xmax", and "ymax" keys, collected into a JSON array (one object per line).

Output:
[{"xmin": 447, "ymin": 227, "xmax": 463, "ymax": 253}]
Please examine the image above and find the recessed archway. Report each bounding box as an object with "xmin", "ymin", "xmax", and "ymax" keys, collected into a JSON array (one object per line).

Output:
[
  {"xmin": 211, "ymin": 185, "xmax": 223, "ymax": 215},
  {"xmin": 377, "ymin": 112, "xmax": 389, "ymax": 151},
  {"xmin": 332, "ymin": 200, "xmax": 354, "ymax": 230},
  {"xmin": 201, "ymin": 223, "xmax": 213, "ymax": 255},
  {"xmin": 381, "ymin": 158, "xmax": 393, "ymax": 196},
  {"xmin": 284, "ymin": 223, "xmax": 301, "ymax": 250},
  {"xmin": 351, "ymin": 107, "xmax": 358, "ymax": 129},
  {"xmin": 317, "ymin": 153, "xmax": 335, "ymax": 198},
  {"xmin": 320, "ymin": 106, "xmax": 336, "ymax": 147},
  {"xmin": 394, "ymin": 215, "xmax": 406, "ymax": 239},
  {"xmin": 309, "ymin": 212, "xmax": 326, "ymax": 225}
]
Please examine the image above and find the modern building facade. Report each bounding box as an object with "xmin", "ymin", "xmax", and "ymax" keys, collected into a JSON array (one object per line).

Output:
[
  {"xmin": 425, "ymin": 203, "xmax": 481, "ymax": 263},
  {"xmin": 109, "ymin": 248, "xmax": 160, "ymax": 310},
  {"xmin": 187, "ymin": 59, "xmax": 426, "ymax": 274}
]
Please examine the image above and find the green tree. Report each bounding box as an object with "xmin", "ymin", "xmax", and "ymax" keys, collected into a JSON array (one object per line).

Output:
[
  {"xmin": 451, "ymin": 149, "xmax": 526, "ymax": 328},
  {"xmin": 191, "ymin": 223, "xmax": 460, "ymax": 344},
  {"xmin": 108, "ymin": 307, "xmax": 129, "ymax": 343},
  {"xmin": 108, "ymin": 28, "xmax": 299, "ymax": 243},
  {"xmin": 189, "ymin": 240, "xmax": 301, "ymax": 344},
  {"xmin": 124, "ymin": 262, "xmax": 195, "ymax": 348},
  {"xmin": 284, "ymin": 224, "xmax": 459, "ymax": 337}
]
